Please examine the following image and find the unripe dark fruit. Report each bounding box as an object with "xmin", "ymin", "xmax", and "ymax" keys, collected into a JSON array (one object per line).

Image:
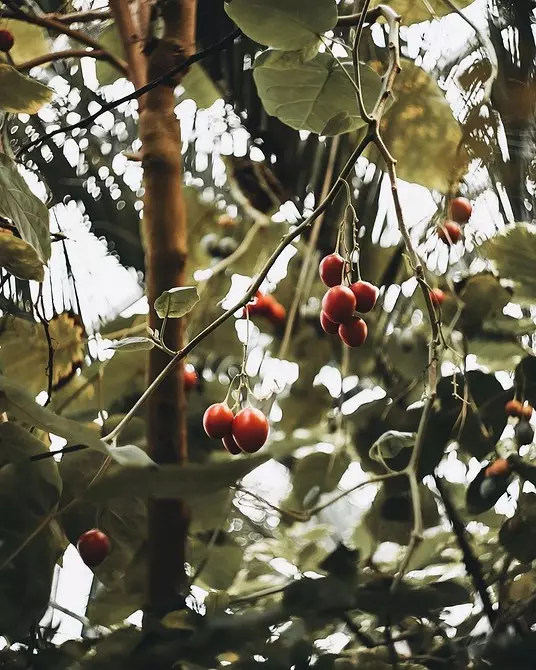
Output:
[
  {"xmin": 515, "ymin": 419, "xmax": 534, "ymax": 446},
  {"xmin": 449, "ymin": 197, "xmax": 472, "ymax": 223},
  {"xmin": 349, "ymin": 281, "xmax": 378, "ymax": 313},
  {"xmin": 77, "ymin": 529, "xmax": 111, "ymax": 567},
  {"xmin": 218, "ymin": 236, "xmax": 238, "ymax": 258},
  {"xmin": 0, "ymin": 30, "xmax": 14, "ymax": 53}
]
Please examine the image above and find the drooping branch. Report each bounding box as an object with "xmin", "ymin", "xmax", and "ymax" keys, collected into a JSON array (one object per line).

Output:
[{"xmin": 16, "ymin": 48, "xmax": 108, "ymax": 71}]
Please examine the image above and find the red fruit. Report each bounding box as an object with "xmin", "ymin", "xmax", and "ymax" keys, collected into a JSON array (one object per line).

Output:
[
  {"xmin": 484, "ymin": 458, "xmax": 510, "ymax": 478},
  {"xmin": 269, "ymin": 301, "xmax": 286, "ymax": 327},
  {"xmin": 321, "ymin": 286, "xmax": 356, "ymax": 324},
  {"xmin": 449, "ymin": 197, "xmax": 472, "ymax": 224},
  {"xmin": 222, "ymin": 433, "xmax": 242, "ymax": 455},
  {"xmin": 430, "ymin": 288, "xmax": 445, "ymax": 307},
  {"xmin": 77, "ymin": 529, "xmax": 111, "ymax": 568},
  {"xmin": 184, "ymin": 364, "xmax": 198, "ymax": 391},
  {"xmin": 521, "ymin": 404, "xmax": 534, "ymax": 420},
  {"xmin": 232, "ymin": 407, "xmax": 269, "ymax": 453},
  {"xmin": 350, "ymin": 281, "xmax": 378, "ymax": 313},
  {"xmin": 505, "ymin": 399, "xmax": 523, "ymax": 418},
  {"xmin": 338, "ymin": 317, "xmax": 368, "ymax": 347},
  {"xmin": 243, "ymin": 293, "xmax": 275, "ymax": 319},
  {"xmin": 320, "ymin": 310, "xmax": 339, "ymax": 334},
  {"xmin": 203, "ymin": 403, "xmax": 234, "ymax": 439},
  {"xmin": 437, "ymin": 221, "xmax": 462, "ymax": 245},
  {"xmin": 319, "ymin": 253, "xmax": 345, "ymax": 287},
  {"xmin": 0, "ymin": 30, "xmax": 14, "ymax": 53}
]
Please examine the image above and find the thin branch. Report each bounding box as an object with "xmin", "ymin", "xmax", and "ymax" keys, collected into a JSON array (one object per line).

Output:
[
  {"xmin": 15, "ymin": 27, "xmax": 241, "ymax": 158},
  {"xmin": 351, "ymin": 0, "xmax": 374, "ymax": 124},
  {"xmin": 434, "ymin": 475, "xmax": 497, "ymax": 626},
  {"xmin": 0, "ymin": 6, "xmax": 128, "ymax": 75},
  {"xmin": 109, "ymin": 0, "xmax": 147, "ymax": 95},
  {"xmin": 336, "ymin": 6, "xmax": 382, "ymax": 27},
  {"xmin": 16, "ymin": 48, "xmax": 108, "ymax": 71},
  {"xmin": 47, "ymin": 9, "xmax": 111, "ymax": 24}
]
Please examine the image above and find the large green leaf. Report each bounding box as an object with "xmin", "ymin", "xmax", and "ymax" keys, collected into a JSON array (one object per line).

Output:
[
  {"xmin": 0, "ymin": 153, "xmax": 50, "ymax": 263},
  {"xmin": 95, "ymin": 23, "xmax": 125, "ymax": 86},
  {"xmin": 253, "ymin": 51, "xmax": 383, "ymax": 135},
  {"xmin": 480, "ymin": 223, "xmax": 536, "ymax": 302},
  {"xmin": 291, "ymin": 450, "xmax": 351, "ymax": 508},
  {"xmin": 0, "ymin": 373, "xmax": 153, "ymax": 466},
  {"xmin": 0, "ymin": 64, "xmax": 52, "ymax": 114},
  {"xmin": 2, "ymin": 19, "xmax": 50, "ymax": 65},
  {"xmin": 84, "ymin": 454, "xmax": 268, "ymax": 502},
  {"xmin": 225, "ymin": 0, "xmax": 337, "ymax": 50},
  {"xmin": 0, "ymin": 232, "xmax": 45, "ymax": 281},
  {"xmin": 189, "ymin": 534, "xmax": 244, "ymax": 590}
]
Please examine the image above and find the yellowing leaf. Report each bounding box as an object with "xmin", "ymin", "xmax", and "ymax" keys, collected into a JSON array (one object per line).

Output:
[
  {"xmin": 2, "ymin": 20, "xmax": 50, "ymax": 65},
  {"xmin": 0, "ymin": 64, "xmax": 52, "ymax": 114},
  {"xmin": 390, "ymin": 0, "xmax": 471, "ymax": 24},
  {"xmin": 0, "ymin": 232, "xmax": 44, "ymax": 281}
]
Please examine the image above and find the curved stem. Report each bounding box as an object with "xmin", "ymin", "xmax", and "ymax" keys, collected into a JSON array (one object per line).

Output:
[{"xmin": 16, "ymin": 48, "xmax": 107, "ymax": 71}]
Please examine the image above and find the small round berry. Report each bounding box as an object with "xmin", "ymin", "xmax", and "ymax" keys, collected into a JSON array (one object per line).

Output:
[
  {"xmin": 515, "ymin": 419, "xmax": 535, "ymax": 446},
  {"xmin": 184, "ymin": 364, "xmax": 198, "ymax": 392},
  {"xmin": 437, "ymin": 221, "xmax": 462, "ymax": 245},
  {"xmin": 322, "ymin": 286, "xmax": 356, "ymax": 324},
  {"xmin": 339, "ymin": 317, "xmax": 368, "ymax": 347},
  {"xmin": 203, "ymin": 403, "xmax": 234, "ymax": 439},
  {"xmin": 319, "ymin": 254, "xmax": 345, "ymax": 287},
  {"xmin": 484, "ymin": 458, "xmax": 510, "ymax": 478},
  {"xmin": 222, "ymin": 434, "xmax": 242, "ymax": 455},
  {"xmin": 320, "ymin": 310, "xmax": 339, "ymax": 335},
  {"xmin": 77, "ymin": 529, "xmax": 111, "ymax": 568},
  {"xmin": 430, "ymin": 288, "xmax": 445, "ymax": 307},
  {"xmin": 218, "ymin": 236, "xmax": 238, "ymax": 258},
  {"xmin": 505, "ymin": 399, "xmax": 524, "ymax": 418},
  {"xmin": 232, "ymin": 407, "xmax": 269, "ymax": 453},
  {"xmin": 349, "ymin": 280, "xmax": 378, "ymax": 313},
  {"xmin": 269, "ymin": 301, "xmax": 286, "ymax": 327},
  {"xmin": 521, "ymin": 404, "xmax": 534, "ymax": 421},
  {"xmin": 0, "ymin": 30, "xmax": 14, "ymax": 53},
  {"xmin": 449, "ymin": 197, "xmax": 472, "ymax": 224}
]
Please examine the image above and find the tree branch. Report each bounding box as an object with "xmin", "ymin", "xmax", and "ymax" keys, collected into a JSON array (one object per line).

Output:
[
  {"xmin": 0, "ymin": 6, "xmax": 128, "ymax": 75},
  {"xmin": 109, "ymin": 0, "xmax": 147, "ymax": 96},
  {"xmin": 15, "ymin": 28, "xmax": 241, "ymax": 159},
  {"xmin": 47, "ymin": 9, "xmax": 112, "ymax": 24},
  {"xmin": 16, "ymin": 48, "xmax": 108, "ymax": 71}
]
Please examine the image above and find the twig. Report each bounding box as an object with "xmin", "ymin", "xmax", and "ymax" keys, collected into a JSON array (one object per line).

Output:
[
  {"xmin": 0, "ymin": 6, "xmax": 128, "ymax": 75},
  {"xmin": 16, "ymin": 48, "xmax": 108, "ymax": 71},
  {"xmin": 48, "ymin": 9, "xmax": 112, "ymax": 24},
  {"xmin": 433, "ymin": 474, "xmax": 496, "ymax": 626},
  {"xmin": 351, "ymin": 0, "xmax": 374, "ymax": 123},
  {"xmin": 15, "ymin": 27, "xmax": 241, "ymax": 158},
  {"xmin": 336, "ymin": 6, "xmax": 382, "ymax": 27}
]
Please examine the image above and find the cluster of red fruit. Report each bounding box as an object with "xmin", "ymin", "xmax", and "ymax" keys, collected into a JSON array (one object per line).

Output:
[
  {"xmin": 318, "ymin": 254, "xmax": 378, "ymax": 347},
  {"xmin": 77, "ymin": 528, "xmax": 110, "ymax": 567},
  {"xmin": 436, "ymin": 197, "xmax": 472, "ymax": 246},
  {"xmin": 0, "ymin": 30, "xmax": 14, "ymax": 53},
  {"xmin": 242, "ymin": 291, "xmax": 286, "ymax": 328},
  {"xmin": 203, "ymin": 403, "xmax": 269, "ymax": 454}
]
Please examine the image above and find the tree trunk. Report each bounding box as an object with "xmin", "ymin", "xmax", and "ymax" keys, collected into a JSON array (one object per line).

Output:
[{"xmin": 137, "ymin": 0, "xmax": 197, "ymax": 617}]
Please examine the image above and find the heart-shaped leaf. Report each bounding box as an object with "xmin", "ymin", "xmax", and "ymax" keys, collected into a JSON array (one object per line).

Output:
[{"xmin": 0, "ymin": 64, "xmax": 52, "ymax": 114}]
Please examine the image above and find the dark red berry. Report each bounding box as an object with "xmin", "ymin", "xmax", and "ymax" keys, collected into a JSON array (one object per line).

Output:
[
  {"xmin": 320, "ymin": 310, "xmax": 339, "ymax": 334},
  {"xmin": 231, "ymin": 408, "xmax": 269, "ymax": 453},
  {"xmin": 430, "ymin": 288, "xmax": 445, "ymax": 307},
  {"xmin": 268, "ymin": 301, "xmax": 286, "ymax": 327},
  {"xmin": 0, "ymin": 30, "xmax": 14, "ymax": 53},
  {"xmin": 222, "ymin": 434, "xmax": 242, "ymax": 455},
  {"xmin": 505, "ymin": 399, "xmax": 523, "ymax": 418},
  {"xmin": 484, "ymin": 458, "xmax": 510, "ymax": 478},
  {"xmin": 339, "ymin": 317, "xmax": 368, "ymax": 347},
  {"xmin": 184, "ymin": 365, "xmax": 198, "ymax": 391},
  {"xmin": 203, "ymin": 403, "xmax": 234, "ymax": 439},
  {"xmin": 449, "ymin": 197, "xmax": 472, "ymax": 224},
  {"xmin": 319, "ymin": 254, "xmax": 345, "ymax": 287},
  {"xmin": 322, "ymin": 286, "xmax": 356, "ymax": 324},
  {"xmin": 77, "ymin": 529, "xmax": 111, "ymax": 567},
  {"xmin": 437, "ymin": 221, "xmax": 462, "ymax": 245},
  {"xmin": 349, "ymin": 281, "xmax": 378, "ymax": 313}
]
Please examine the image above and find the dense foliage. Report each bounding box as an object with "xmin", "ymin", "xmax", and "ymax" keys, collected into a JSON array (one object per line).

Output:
[{"xmin": 0, "ymin": 0, "xmax": 536, "ymax": 668}]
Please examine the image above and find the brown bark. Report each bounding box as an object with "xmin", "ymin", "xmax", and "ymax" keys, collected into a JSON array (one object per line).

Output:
[
  {"xmin": 109, "ymin": 0, "xmax": 148, "ymax": 95},
  {"xmin": 137, "ymin": 0, "xmax": 197, "ymax": 616}
]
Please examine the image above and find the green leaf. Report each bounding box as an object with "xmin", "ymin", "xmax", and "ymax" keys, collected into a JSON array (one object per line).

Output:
[
  {"xmin": 154, "ymin": 286, "xmax": 200, "ymax": 318},
  {"xmin": 369, "ymin": 430, "xmax": 415, "ymax": 466},
  {"xmin": 0, "ymin": 232, "xmax": 45, "ymax": 281},
  {"xmin": 458, "ymin": 272, "xmax": 511, "ymax": 333},
  {"xmin": 189, "ymin": 534, "xmax": 244, "ymax": 590},
  {"xmin": 0, "ymin": 373, "xmax": 154, "ymax": 466},
  {"xmin": 181, "ymin": 63, "xmax": 221, "ymax": 109},
  {"xmin": 2, "ymin": 19, "xmax": 50, "ymax": 65},
  {"xmin": 0, "ymin": 64, "xmax": 52, "ymax": 114},
  {"xmin": 291, "ymin": 450, "xmax": 351, "ymax": 508},
  {"xmin": 480, "ymin": 223, "xmax": 536, "ymax": 302},
  {"xmin": 95, "ymin": 23, "xmax": 125, "ymax": 86},
  {"xmin": 389, "ymin": 0, "xmax": 471, "ymax": 24},
  {"xmin": 107, "ymin": 336, "xmax": 155, "ymax": 352},
  {"xmin": 225, "ymin": 0, "xmax": 337, "ymax": 50},
  {"xmin": 0, "ymin": 153, "xmax": 50, "ymax": 263},
  {"xmin": 85, "ymin": 453, "xmax": 268, "ymax": 502},
  {"xmin": 253, "ymin": 51, "xmax": 384, "ymax": 135}
]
